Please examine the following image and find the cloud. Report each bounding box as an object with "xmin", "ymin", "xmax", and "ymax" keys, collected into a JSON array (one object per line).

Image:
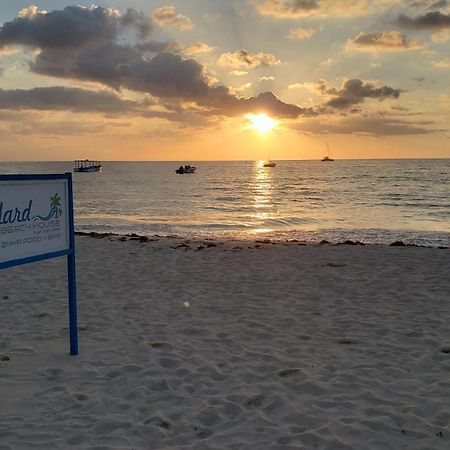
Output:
[
  {"xmin": 0, "ymin": 45, "xmax": 21, "ymax": 57},
  {"xmin": 152, "ymin": 6, "xmax": 193, "ymax": 31},
  {"xmin": 11, "ymin": 119, "xmax": 108, "ymax": 136},
  {"xmin": 0, "ymin": 5, "xmax": 152, "ymax": 50},
  {"xmin": 397, "ymin": 11, "xmax": 450, "ymax": 29},
  {"xmin": 0, "ymin": 5, "xmax": 298, "ymax": 119},
  {"xmin": 230, "ymin": 91, "xmax": 318, "ymax": 118},
  {"xmin": 183, "ymin": 42, "xmax": 215, "ymax": 55},
  {"xmin": 251, "ymin": 0, "xmax": 320, "ymax": 18},
  {"xmin": 0, "ymin": 110, "xmax": 23, "ymax": 121},
  {"xmin": 433, "ymin": 57, "xmax": 450, "ymax": 67},
  {"xmin": 250, "ymin": 0, "xmax": 398, "ymax": 18},
  {"xmin": 320, "ymin": 58, "xmax": 334, "ymax": 67},
  {"xmin": 1, "ymin": 5, "xmax": 408, "ymax": 126},
  {"xmin": 298, "ymin": 115, "xmax": 441, "ymax": 136},
  {"xmin": 346, "ymin": 31, "xmax": 422, "ymax": 51},
  {"xmin": 0, "ymin": 86, "xmax": 152, "ymax": 114},
  {"xmin": 0, "ymin": 7, "xmax": 224, "ymax": 101},
  {"xmin": 218, "ymin": 49, "xmax": 281, "ymax": 68},
  {"xmin": 431, "ymin": 29, "xmax": 450, "ymax": 41},
  {"xmin": 230, "ymin": 70, "xmax": 249, "ymax": 76},
  {"xmin": 411, "ymin": 76, "xmax": 435, "ymax": 82},
  {"xmin": 287, "ymin": 27, "xmax": 316, "ymax": 39},
  {"xmin": 319, "ymin": 79, "xmax": 403, "ymax": 109},
  {"xmin": 18, "ymin": 5, "xmax": 47, "ymax": 19},
  {"xmin": 259, "ymin": 76, "xmax": 275, "ymax": 81},
  {"xmin": 428, "ymin": 0, "xmax": 449, "ymax": 8},
  {"xmin": 288, "ymin": 83, "xmax": 304, "ymax": 89},
  {"xmin": 134, "ymin": 41, "xmax": 181, "ymax": 54},
  {"xmin": 30, "ymin": 45, "xmax": 223, "ymax": 101},
  {"xmin": 411, "ymin": 0, "xmax": 449, "ymax": 9},
  {"xmin": 234, "ymin": 82, "xmax": 252, "ymax": 92}
]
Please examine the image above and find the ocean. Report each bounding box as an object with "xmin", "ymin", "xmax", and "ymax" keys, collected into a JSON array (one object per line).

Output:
[{"xmin": 1, "ymin": 160, "xmax": 449, "ymax": 246}]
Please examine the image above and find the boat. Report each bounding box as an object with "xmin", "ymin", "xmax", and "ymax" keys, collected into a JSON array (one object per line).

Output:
[
  {"xmin": 175, "ymin": 164, "xmax": 197, "ymax": 174},
  {"xmin": 321, "ymin": 143, "xmax": 334, "ymax": 162},
  {"xmin": 74, "ymin": 159, "xmax": 102, "ymax": 172},
  {"xmin": 263, "ymin": 148, "xmax": 276, "ymax": 167}
]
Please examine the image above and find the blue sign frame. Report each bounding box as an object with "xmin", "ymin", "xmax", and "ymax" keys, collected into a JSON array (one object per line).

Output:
[{"xmin": 0, "ymin": 173, "xmax": 78, "ymax": 355}]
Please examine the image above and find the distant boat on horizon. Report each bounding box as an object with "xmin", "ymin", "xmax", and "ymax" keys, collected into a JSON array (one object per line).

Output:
[
  {"xmin": 321, "ymin": 143, "xmax": 334, "ymax": 162},
  {"xmin": 74, "ymin": 159, "xmax": 102, "ymax": 172},
  {"xmin": 263, "ymin": 148, "xmax": 276, "ymax": 167},
  {"xmin": 175, "ymin": 164, "xmax": 197, "ymax": 174}
]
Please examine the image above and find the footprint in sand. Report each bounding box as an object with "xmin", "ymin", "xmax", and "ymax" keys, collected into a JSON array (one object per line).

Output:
[
  {"xmin": 338, "ymin": 338, "xmax": 359, "ymax": 345},
  {"xmin": 245, "ymin": 394, "xmax": 265, "ymax": 408},
  {"xmin": 277, "ymin": 368, "xmax": 304, "ymax": 378},
  {"xmin": 150, "ymin": 342, "xmax": 172, "ymax": 350}
]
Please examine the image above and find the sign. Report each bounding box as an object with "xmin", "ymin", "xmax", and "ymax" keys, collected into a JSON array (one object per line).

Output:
[
  {"xmin": 0, "ymin": 173, "xmax": 78, "ymax": 355},
  {"xmin": 0, "ymin": 177, "xmax": 70, "ymax": 264}
]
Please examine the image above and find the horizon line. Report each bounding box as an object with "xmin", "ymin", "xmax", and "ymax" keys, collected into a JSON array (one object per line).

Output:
[{"xmin": 1, "ymin": 157, "xmax": 450, "ymax": 163}]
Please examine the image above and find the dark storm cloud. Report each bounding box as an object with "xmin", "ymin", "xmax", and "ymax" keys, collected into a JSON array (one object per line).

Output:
[
  {"xmin": 320, "ymin": 79, "xmax": 403, "ymax": 109},
  {"xmin": 398, "ymin": 11, "xmax": 450, "ymax": 28}
]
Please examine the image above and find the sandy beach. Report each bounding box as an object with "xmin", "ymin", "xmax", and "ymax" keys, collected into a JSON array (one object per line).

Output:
[{"xmin": 0, "ymin": 235, "xmax": 449, "ymax": 449}]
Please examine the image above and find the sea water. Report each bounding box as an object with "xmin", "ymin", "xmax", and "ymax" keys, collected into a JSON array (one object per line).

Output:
[{"xmin": 1, "ymin": 160, "xmax": 449, "ymax": 246}]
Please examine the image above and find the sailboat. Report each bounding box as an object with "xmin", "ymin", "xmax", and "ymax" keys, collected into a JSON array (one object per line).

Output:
[
  {"xmin": 321, "ymin": 142, "xmax": 334, "ymax": 162},
  {"xmin": 263, "ymin": 148, "xmax": 276, "ymax": 167}
]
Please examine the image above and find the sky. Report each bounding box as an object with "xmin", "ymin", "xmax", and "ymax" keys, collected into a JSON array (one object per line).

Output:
[{"xmin": 0, "ymin": 0, "xmax": 449, "ymax": 161}]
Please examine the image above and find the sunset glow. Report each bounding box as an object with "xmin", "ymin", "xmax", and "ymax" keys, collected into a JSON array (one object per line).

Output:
[
  {"xmin": 0, "ymin": 2, "xmax": 448, "ymax": 160},
  {"xmin": 247, "ymin": 114, "xmax": 277, "ymax": 134}
]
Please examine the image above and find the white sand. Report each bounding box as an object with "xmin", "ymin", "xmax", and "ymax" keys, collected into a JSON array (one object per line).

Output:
[{"xmin": 0, "ymin": 235, "xmax": 449, "ymax": 449}]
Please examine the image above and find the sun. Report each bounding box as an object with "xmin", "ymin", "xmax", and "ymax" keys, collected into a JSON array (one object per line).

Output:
[{"xmin": 247, "ymin": 113, "xmax": 277, "ymax": 134}]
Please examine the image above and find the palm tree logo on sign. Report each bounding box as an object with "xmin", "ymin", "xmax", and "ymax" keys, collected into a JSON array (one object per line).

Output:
[{"xmin": 32, "ymin": 193, "xmax": 63, "ymax": 221}]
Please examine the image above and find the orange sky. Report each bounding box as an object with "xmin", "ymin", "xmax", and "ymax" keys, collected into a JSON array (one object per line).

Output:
[{"xmin": 0, "ymin": 1, "xmax": 449, "ymax": 160}]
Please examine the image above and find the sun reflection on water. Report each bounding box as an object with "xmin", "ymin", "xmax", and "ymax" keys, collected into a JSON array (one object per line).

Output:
[{"xmin": 251, "ymin": 161, "xmax": 275, "ymax": 233}]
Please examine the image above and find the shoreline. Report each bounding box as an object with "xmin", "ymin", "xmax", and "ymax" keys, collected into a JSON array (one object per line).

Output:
[{"xmin": 75, "ymin": 230, "xmax": 450, "ymax": 249}]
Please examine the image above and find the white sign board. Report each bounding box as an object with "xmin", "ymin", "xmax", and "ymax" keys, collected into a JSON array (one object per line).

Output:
[{"xmin": 0, "ymin": 179, "xmax": 70, "ymax": 264}]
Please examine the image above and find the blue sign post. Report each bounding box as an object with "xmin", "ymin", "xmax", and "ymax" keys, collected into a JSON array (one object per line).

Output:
[{"xmin": 0, "ymin": 173, "xmax": 78, "ymax": 355}]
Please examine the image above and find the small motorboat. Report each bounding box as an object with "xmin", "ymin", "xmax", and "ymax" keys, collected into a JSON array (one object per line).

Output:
[{"xmin": 175, "ymin": 164, "xmax": 197, "ymax": 174}]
